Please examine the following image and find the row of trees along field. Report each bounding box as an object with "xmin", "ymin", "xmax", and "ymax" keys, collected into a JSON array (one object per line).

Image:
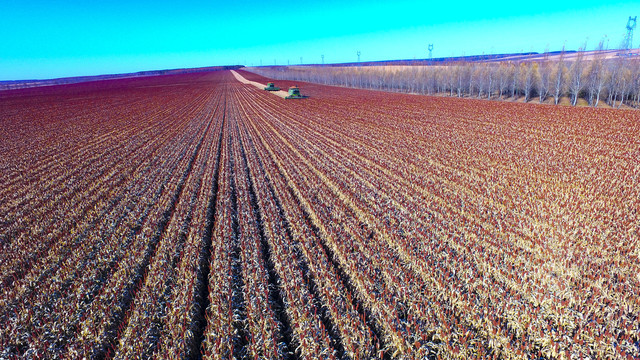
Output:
[{"xmin": 249, "ymin": 52, "xmax": 640, "ymax": 109}]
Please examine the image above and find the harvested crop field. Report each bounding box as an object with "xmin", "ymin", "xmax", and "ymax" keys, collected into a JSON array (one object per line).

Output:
[{"xmin": 0, "ymin": 69, "xmax": 638, "ymax": 359}]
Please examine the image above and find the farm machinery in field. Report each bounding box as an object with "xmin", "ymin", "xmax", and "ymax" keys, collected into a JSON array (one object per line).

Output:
[
  {"xmin": 264, "ymin": 82, "xmax": 280, "ymax": 91},
  {"xmin": 285, "ymin": 85, "xmax": 309, "ymax": 99}
]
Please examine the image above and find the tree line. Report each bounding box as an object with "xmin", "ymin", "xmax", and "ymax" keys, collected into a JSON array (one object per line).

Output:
[{"xmin": 249, "ymin": 53, "xmax": 640, "ymax": 109}]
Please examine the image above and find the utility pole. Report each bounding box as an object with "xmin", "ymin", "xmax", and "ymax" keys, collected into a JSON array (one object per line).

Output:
[
  {"xmin": 623, "ymin": 16, "xmax": 637, "ymax": 55},
  {"xmin": 321, "ymin": 54, "xmax": 325, "ymax": 65},
  {"xmin": 357, "ymin": 50, "xmax": 361, "ymax": 63},
  {"xmin": 428, "ymin": 44, "xmax": 433, "ymax": 59}
]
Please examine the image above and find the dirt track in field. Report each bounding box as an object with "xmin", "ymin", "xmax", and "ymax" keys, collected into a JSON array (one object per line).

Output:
[{"xmin": 231, "ymin": 70, "xmax": 289, "ymax": 98}]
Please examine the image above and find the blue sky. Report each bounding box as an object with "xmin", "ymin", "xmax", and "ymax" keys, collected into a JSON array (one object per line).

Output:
[{"xmin": 1, "ymin": 0, "xmax": 638, "ymax": 80}]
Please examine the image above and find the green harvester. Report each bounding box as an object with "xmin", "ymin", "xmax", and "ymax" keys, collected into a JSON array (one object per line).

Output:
[
  {"xmin": 285, "ymin": 85, "xmax": 309, "ymax": 99},
  {"xmin": 264, "ymin": 82, "xmax": 280, "ymax": 91}
]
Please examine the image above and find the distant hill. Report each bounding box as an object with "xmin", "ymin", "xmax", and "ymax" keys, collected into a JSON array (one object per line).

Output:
[
  {"xmin": 0, "ymin": 65, "xmax": 244, "ymax": 91},
  {"xmin": 4, "ymin": 48, "xmax": 636, "ymax": 91},
  {"xmin": 258, "ymin": 49, "xmax": 637, "ymax": 68}
]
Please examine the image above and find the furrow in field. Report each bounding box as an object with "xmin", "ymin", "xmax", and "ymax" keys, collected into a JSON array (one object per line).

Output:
[
  {"xmin": 234, "ymin": 84, "xmax": 387, "ymax": 359},
  {"xmin": 250, "ymin": 92, "xmax": 545, "ymax": 356},
  {"xmin": 0, "ymin": 91, "xmax": 195, "ymax": 244},
  {"xmin": 0, "ymin": 93, "xmax": 209, "ymax": 292},
  {"xmin": 184, "ymin": 88, "xmax": 226, "ymax": 360},
  {"xmin": 201, "ymin": 100, "xmax": 236, "ymax": 358},
  {"xmin": 267, "ymin": 91, "xmax": 638, "ymax": 356},
  {"xmin": 227, "ymin": 86, "xmax": 289, "ymax": 359},
  {"xmin": 80, "ymin": 96, "xmax": 217, "ymax": 359},
  {"xmin": 223, "ymin": 89, "xmax": 336, "ymax": 359},
  {"xmin": 0, "ymin": 88, "xmax": 226, "ymax": 359},
  {"xmin": 234, "ymin": 91, "xmax": 408, "ymax": 358},
  {"xmin": 113, "ymin": 90, "xmax": 222, "ymax": 359}
]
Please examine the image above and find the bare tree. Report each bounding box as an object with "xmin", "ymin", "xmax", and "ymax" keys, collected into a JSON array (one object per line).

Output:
[
  {"xmin": 617, "ymin": 66, "xmax": 632, "ymax": 108},
  {"xmin": 474, "ymin": 65, "xmax": 484, "ymax": 98},
  {"xmin": 568, "ymin": 48, "xmax": 586, "ymax": 106},
  {"xmin": 455, "ymin": 64, "xmax": 465, "ymax": 97},
  {"xmin": 446, "ymin": 64, "xmax": 455, "ymax": 96},
  {"xmin": 521, "ymin": 62, "xmax": 537, "ymax": 103},
  {"xmin": 537, "ymin": 60, "xmax": 552, "ymax": 103},
  {"xmin": 486, "ymin": 64, "xmax": 496, "ymax": 100},
  {"xmin": 497, "ymin": 63, "xmax": 510, "ymax": 99},
  {"xmin": 552, "ymin": 50, "xmax": 567, "ymax": 105},
  {"xmin": 427, "ymin": 67, "xmax": 438, "ymax": 95},
  {"xmin": 467, "ymin": 61, "xmax": 480, "ymax": 97},
  {"xmin": 584, "ymin": 41, "xmax": 607, "ymax": 107},
  {"xmin": 630, "ymin": 60, "xmax": 640, "ymax": 107},
  {"xmin": 463, "ymin": 62, "xmax": 474, "ymax": 97},
  {"xmin": 510, "ymin": 62, "xmax": 520, "ymax": 99},
  {"xmin": 606, "ymin": 58, "xmax": 625, "ymax": 106}
]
